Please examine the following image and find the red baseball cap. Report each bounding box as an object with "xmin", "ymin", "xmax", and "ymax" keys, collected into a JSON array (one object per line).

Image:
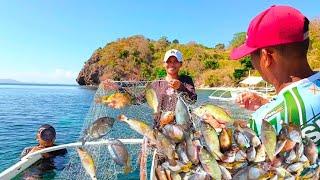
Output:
[{"xmin": 230, "ymin": 5, "xmax": 309, "ymax": 60}]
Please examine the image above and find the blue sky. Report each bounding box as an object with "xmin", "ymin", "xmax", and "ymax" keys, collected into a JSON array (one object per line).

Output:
[{"xmin": 0, "ymin": 1, "xmax": 319, "ymax": 84}]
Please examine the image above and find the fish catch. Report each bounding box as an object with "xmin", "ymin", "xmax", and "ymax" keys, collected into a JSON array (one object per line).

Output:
[
  {"xmin": 261, "ymin": 120, "xmax": 277, "ymax": 161},
  {"xmin": 118, "ymin": 114, "xmax": 156, "ymax": 143},
  {"xmin": 192, "ymin": 104, "xmax": 234, "ymax": 124},
  {"xmin": 107, "ymin": 139, "xmax": 131, "ymax": 174},
  {"xmin": 95, "ymin": 92, "xmax": 132, "ymax": 109},
  {"xmin": 77, "ymin": 147, "xmax": 97, "ymax": 180},
  {"xmin": 159, "ymin": 111, "xmax": 175, "ymax": 128},
  {"xmin": 145, "ymin": 85, "xmax": 159, "ymax": 113},
  {"xmin": 89, "ymin": 86, "xmax": 319, "ymax": 180},
  {"xmin": 159, "ymin": 117, "xmax": 319, "ymax": 179},
  {"xmin": 81, "ymin": 116, "xmax": 115, "ymax": 145},
  {"xmin": 175, "ymin": 95, "xmax": 190, "ymax": 126},
  {"xmin": 120, "ymin": 99, "xmax": 319, "ymax": 179}
]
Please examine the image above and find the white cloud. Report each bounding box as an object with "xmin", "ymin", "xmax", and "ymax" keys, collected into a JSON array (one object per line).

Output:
[{"xmin": 0, "ymin": 69, "xmax": 78, "ymax": 84}]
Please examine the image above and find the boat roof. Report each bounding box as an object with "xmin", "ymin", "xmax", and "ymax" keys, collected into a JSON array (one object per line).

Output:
[{"xmin": 239, "ymin": 76, "xmax": 264, "ymax": 85}]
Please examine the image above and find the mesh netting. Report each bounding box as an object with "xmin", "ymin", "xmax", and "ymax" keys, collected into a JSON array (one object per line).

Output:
[
  {"xmin": 59, "ymin": 81, "xmax": 164, "ymax": 180},
  {"xmin": 58, "ymin": 81, "xmax": 254, "ymax": 179}
]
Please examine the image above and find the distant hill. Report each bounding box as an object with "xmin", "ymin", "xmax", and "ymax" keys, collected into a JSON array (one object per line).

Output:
[
  {"xmin": 0, "ymin": 79, "xmax": 23, "ymax": 84},
  {"xmin": 77, "ymin": 19, "xmax": 320, "ymax": 87}
]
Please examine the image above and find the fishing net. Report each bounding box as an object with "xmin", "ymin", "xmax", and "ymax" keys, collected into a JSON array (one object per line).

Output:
[
  {"xmin": 58, "ymin": 80, "xmax": 253, "ymax": 180},
  {"xmin": 59, "ymin": 80, "xmax": 168, "ymax": 180}
]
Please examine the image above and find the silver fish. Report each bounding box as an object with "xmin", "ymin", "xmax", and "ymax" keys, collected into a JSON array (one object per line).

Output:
[
  {"xmin": 177, "ymin": 142, "xmax": 190, "ymax": 164},
  {"xmin": 185, "ymin": 134, "xmax": 199, "ymax": 165},
  {"xmin": 247, "ymin": 146, "xmax": 256, "ymax": 162},
  {"xmin": 237, "ymin": 126, "xmax": 261, "ymax": 148},
  {"xmin": 285, "ymin": 149, "xmax": 297, "ymax": 164},
  {"xmin": 107, "ymin": 139, "xmax": 131, "ymax": 174},
  {"xmin": 274, "ymin": 139, "xmax": 287, "ymax": 156},
  {"xmin": 234, "ymin": 130, "xmax": 250, "ymax": 149},
  {"xmin": 248, "ymin": 165, "xmax": 267, "ymax": 180},
  {"xmin": 175, "ymin": 95, "xmax": 190, "ymax": 125},
  {"xmin": 155, "ymin": 130, "xmax": 177, "ymax": 166},
  {"xmin": 162, "ymin": 124, "xmax": 185, "ymax": 143},
  {"xmin": 287, "ymin": 162, "xmax": 303, "ymax": 173},
  {"xmin": 235, "ymin": 149, "xmax": 247, "ymax": 162},
  {"xmin": 299, "ymin": 154, "xmax": 309, "ymax": 163}
]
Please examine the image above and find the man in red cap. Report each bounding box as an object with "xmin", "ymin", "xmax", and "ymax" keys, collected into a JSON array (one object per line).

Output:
[{"xmin": 230, "ymin": 5, "xmax": 320, "ymax": 148}]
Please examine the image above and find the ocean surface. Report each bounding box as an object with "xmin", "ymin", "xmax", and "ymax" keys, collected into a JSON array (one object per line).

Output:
[{"xmin": 0, "ymin": 84, "xmax": 251, "ymax": 179}]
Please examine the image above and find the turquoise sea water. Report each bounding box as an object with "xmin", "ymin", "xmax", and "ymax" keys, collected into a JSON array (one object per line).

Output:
[{"xmin": 0, "ymin": 84, "xmax": 251, "ymax": 179}]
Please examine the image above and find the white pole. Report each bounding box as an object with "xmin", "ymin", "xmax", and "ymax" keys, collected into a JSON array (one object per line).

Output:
[{"xmin": 0, "ymin": 139, "xmax": 143, "ymax": 180}]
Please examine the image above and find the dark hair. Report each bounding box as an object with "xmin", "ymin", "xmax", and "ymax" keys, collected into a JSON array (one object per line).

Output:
[{"xmin": 38, "ymin": 124, "xmax": 56, "ymax": 142}]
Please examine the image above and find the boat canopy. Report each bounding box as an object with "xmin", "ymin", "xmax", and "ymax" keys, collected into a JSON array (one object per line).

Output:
[{"xmin": 239, "ymin": 76, "xmax": 264, "ymax": 85}]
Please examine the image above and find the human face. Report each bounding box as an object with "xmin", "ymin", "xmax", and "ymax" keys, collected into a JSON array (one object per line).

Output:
[
  {"xmin": 164, "ymin": 56, "xmax": 182, "ymax": 76},
  {"xmin": 250, "ymin": 50, "xmax": 262, "ymax": 72},
  {"xmin": 250, "ymin": 49, "xmax": 274, "ymax": 85}
]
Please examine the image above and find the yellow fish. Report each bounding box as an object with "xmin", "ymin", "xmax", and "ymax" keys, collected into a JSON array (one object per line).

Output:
[
  {"xmin": 96, "ymin": 92, "xmax": 131, "ymax": 109},
  {"xmin": 77, "ymin": 147, "xmax": 97, "ymax": 180}
]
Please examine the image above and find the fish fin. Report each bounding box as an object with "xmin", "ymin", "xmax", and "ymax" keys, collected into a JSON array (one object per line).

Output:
[
  {"xmin": 117, "ymin": 114, "xmax": 127, "ymax": 121},
  {"xmin": 124, "ymin": 157, "xmax": 132, "ymax": 174},
  {"xmin": 124, "ymin": 165, "xmax": 132, "ymax": 174}
]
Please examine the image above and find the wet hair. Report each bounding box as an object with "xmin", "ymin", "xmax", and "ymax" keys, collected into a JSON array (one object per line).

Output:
[{"xmin": 38, "ymin": 124, "xmax": 56, "ymax": 142}]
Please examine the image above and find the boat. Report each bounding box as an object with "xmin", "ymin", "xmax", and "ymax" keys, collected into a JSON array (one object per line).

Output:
[
  {"xmin": 208, "ymin": 76, "xmax": 275, "ymax": 101},
  {"xmin": 0, "ymin": 139, "xmax": 146, "ymax": 180}
]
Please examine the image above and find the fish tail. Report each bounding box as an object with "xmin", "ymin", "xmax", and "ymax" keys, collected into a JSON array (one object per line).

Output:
[
  {"xmin": 181, "ymin": 162, "xmax": 192, "ymax": 173},
  {"xmin": 117, "ymin": 114, "xmax": 127, "ymax": 122},
  {"xmin": 124, "ymin": 158, "xmax": 132, "ymax": 174},
  {"xmin": 124, "ymin": 165, "xmax": 132, "ymax": 174}
]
